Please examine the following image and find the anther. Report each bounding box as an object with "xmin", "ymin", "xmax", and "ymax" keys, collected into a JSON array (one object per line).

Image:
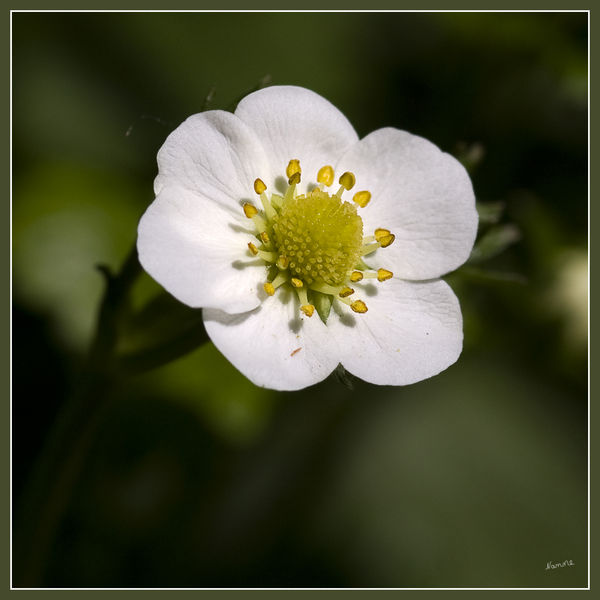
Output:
[
  {"xmin": 248, "ymin": 242, "xmax": 259, "ymax": 255},
  {"xmin": 291, "ymin": 278, "xmax": 304, "ymax": 288},
  {"xmin": 288, "ymin": 171, "xmax": 301, "ymax": 185},
  {"xmin": 259, "ymin": 231, "xmax": 270, "ymax": 245},
  {"xmin": 317, "ymin": 165, "xmax": 335, "ymax": 187},
  {"xmin": 350, "ymin": 300, "xmax": 368, "ymax": 313},
  {"xmin": 300, "ymin": 304, "xmax": 315, "ymax": 318},
  {"xmin": 374, "ymin": 228, "xmax": 390, "ymax": 241},
  {"xmin": 339, "ymin": 286, "xmax": 355, "ymax": 298},
  {"xmin": 377, "ymin": 268, "xmax": 393, "ymax": 281},
  {"xmin": 254, "ymin": 178, "xmax": 267, "ymax": 195},
  {"xmin": 339, "ymin": 171, "xmax": 356, "ymax": 191},
  {"xmin": 350, "ymin": 271, "xmax": 364, "ymax": 282},
  {"xmin": 263, "ymin": 282, "xmax": 275, "ymax": 296},
  {"xmin": 353, "ymin": 190, "xmax": 371, "ymax": 208},
  {"xmin": 243, "ymin": 203, "xmax": 258, "ymax": 218},
  {"xmin": 378, "ymin": 233, "xmax": 396, "ymax": 248},
  {"xmin": 286, "ymin": 159, "xmax": 301, "ymax": 179}
]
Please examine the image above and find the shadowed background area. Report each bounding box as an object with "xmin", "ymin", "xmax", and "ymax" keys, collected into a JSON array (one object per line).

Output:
[{"xmin": 12, "ymin": 12, "xmax": 587, "ymax": 588}]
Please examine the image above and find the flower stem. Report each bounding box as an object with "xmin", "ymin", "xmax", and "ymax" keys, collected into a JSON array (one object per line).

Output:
[{"xmin": 13, "ymin": 246, "xmax": 142, "ymax": 587}]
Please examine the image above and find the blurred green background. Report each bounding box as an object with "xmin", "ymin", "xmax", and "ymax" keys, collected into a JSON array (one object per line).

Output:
[{"xmin": 12, "ymin": 12, "xmax": 587, "ymax": 588}]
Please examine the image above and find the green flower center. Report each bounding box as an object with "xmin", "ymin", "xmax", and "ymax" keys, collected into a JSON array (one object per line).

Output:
[
  {"xmin": 242, "ymin": 160, "xmax": 396, "ymax": 323},
  {"xmin": 272, "ymin": 189, "xmax": 363, "ymax": 287}
]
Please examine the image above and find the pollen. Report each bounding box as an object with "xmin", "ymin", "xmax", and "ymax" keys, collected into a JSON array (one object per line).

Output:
[
  {"xmin": 377, "ymin": 268, "xmax": 393, "ymax": 281},
  {"xmin": 317, "ymin": 165, "xmax": 335, "ymax": 186},
  {"xmin": 243, "ymin": 203, "xmax": 258, "ymax": 218},
  {"xmin": 350, "ymin": 300, "xmax": 368, "ymax": 313},
  {"xmin": 353, "ymin": 191, "xmax": 371, "ymax": 208},
  {"xmin": 339, "ymin": 171, "xmax": 356, "ymax": 191},
  {"xmin": 378, "ymin": 233, "xmax": 396, "ymax": 248},
  {"xmin": 300, "ymin": 304, "xmax": 315, "ymax": 317},
  {"xmin": 254, "ymin": 179, "xmax": 267, "ymax": 195},
  {"xmin": 286, "ymin": 159, "xmax": 301, "ymax": 179}
]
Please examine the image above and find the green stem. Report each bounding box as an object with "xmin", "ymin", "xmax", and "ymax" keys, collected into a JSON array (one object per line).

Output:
[{"xmin": 14, "ymin": 246, "xmax": 142, "ymax": 587}]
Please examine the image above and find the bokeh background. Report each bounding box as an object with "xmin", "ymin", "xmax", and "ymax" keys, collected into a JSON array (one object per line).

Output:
[{"xmin": 12, "ymin": 11, "xmax": 588, "ymax": 588}]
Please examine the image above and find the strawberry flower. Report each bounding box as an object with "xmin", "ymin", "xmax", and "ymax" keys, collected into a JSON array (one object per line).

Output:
[{"xmin": 137, "ymin": 86, "xmax": 478, "ymax": 390}]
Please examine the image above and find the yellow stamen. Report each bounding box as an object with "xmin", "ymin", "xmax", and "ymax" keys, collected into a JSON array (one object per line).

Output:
[
  {"xmin": 361, "ymin": 243, "xmax": 380, "ymax": 257},
  {"xmin": 248, "ymin": 242, "xmax": 259, "ymax": 255},
  {"xmin": 296, "ymin": 286, "xmax": 309, "ymax": 306},
  {"xmin": 286, "ymin": 159, "xmax": 301, "ymax": 179},
  {"xmin": 257, "ymin": 249, "xmax": 277, "ymax": 262},
  {"xmin": 360, "ymin": 271, "xmax": 379, "ymax": 280},
  {"xmin": 350, "ymin": 271, "xmax": 364, "ymax": 282},
  {"xmin": 317, "ymin": 165, "xmax": 335, "ymax": 187},
  {"xmin": 259, "ymin": 231, "xmax": 270, "ymax": 245},
  {"xmin": 379, "ymin": 233, "xmax": 396, "ymax": 248},
  {"xmin": 270, "ymin": 193, "xmax": 284, "ymax": 209},
  {"xmin": 288, "ymin": 171, "xmax": 301, "ymax": 185},
  {"xmin": 374, "ymin": 228, "xmax": 391, "ymax": 241},
  {"xmin": 339, "ymin": 286, "xmax": 354, "ymax": 298},
  {"xmin": 259, "ymin": 192, "xmax": 277, "ymax": 221},
  {"xmin": 353, "ymin": 190, "xmax": 371, "ymax": 208},
  {"xmin": 339, "ymin": 171, "xmax": 356, "ymax": 191},
  {"xmin": 263, "ymin": 282, "xmax": 275, "ymax": 296},
  {"xmin": 272, "ymin": 272, "xmax": 288, "ymax": 288},
  {"xmin": 350, "ymin": 300, "xmax": 368, "ymax": 313},
  {"xmin": 300, "ymin": 304, "xmax": 315, "ymax": 318},
  {"xmin": 291, "ymin": 278, "xmax": 303, "ymax": 288},
  {"xmin": 309, "ymin": 282, "xmax": 341, "ymax": 295},
  {"xmin": 254, "ymin": 178, "xmax": 267, "ymax": 195},
  {"xmin": 284, "ymin": 178, "xmax": 298, "ymax": 203},
  {"xmin": 377, "ymin": 268, "xmax": 393, "ymax": 281},
  {"xmin": 277, "ymin": 255, "xmax": 289, "ymax": 270},
  {"xmin": 243, "ymin": 203, "xmax": 258, "ymax": 218},
  {"xmin": 250, "ymin": 214, "xmax": 267, "ymax": 233}
]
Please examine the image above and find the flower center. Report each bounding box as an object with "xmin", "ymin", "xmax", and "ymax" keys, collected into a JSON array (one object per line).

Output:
[
  {"xmin": 272, "ymin": 189, "xmax": 363, "ymax": 287},
  {"xmin": 242, "ymin": 160, "xmax": 396, "ymax": 323}
]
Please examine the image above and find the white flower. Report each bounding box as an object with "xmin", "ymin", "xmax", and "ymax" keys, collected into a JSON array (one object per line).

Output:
[{"xmin": 137, "ymin": 86, "xmax": 478, "ymax": 391}]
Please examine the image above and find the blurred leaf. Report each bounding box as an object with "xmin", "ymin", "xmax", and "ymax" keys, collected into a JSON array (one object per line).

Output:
[
  {"xmin": 12, "ymin": 162, "xmax": 142, "ymax": 349},
  {"xmin": 455, "ymin": 141, "xmax": 486, "ymax": 172},
  {"xmin": 476, "ymin": 201, "xmax": 506, "ymax": 225},
  {"xmin": 138, "ymin": 343, "xmax": 278, "ymax": 445},
  {"xmin": 307, "ymin": 355, "xmax": 587, "ymax": 587},
  {"xmin": 469, "ymin": 223, "xmax": 522, "ymax": 264},
  {"xmin": 456, "ymin": 266, "xmax": 527, "ymax": 285},
  {"xmin": 116, "ymin": 291, "xmax": 210, "ymax": 375}
]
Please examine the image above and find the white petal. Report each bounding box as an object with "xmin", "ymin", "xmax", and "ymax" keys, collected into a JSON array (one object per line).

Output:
[
  {"xmin": 336, "ymin": 128, "xmax": 478, "ymax": 279},
  {"xmin": 235, "ymin": 86, "xmax": 359, "ymax": 195},
  {"xmin": 328, "ymin": 278, "xmax": 463, "ymax": 385},
  {"xmin": 154, "ymin": 110, "xmax": 270, "ymax": 210},
  {"xmin": 203, "ymin": 290, "xmax": 340, "ymax": 391},
  {"xmin": 137, "ymin": 185, "xmax": 264, "ymax": 313}
]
